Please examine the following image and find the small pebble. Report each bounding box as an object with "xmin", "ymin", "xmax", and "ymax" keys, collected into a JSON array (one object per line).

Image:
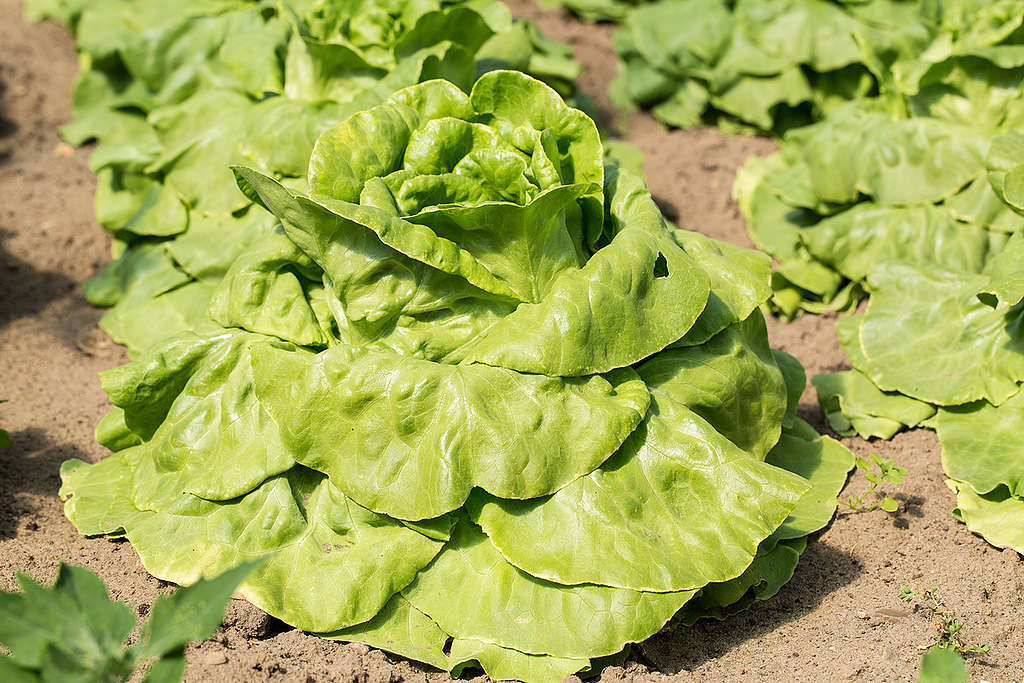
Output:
[{"xmin": 197, "ymin": 651, "xmax": 228, "ymax": 666}]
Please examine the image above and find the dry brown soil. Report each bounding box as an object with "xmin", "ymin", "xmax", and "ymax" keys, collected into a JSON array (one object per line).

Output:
[{"xmin": 1, "ymin": 0, "xmax": 1022, "ymax": 680}]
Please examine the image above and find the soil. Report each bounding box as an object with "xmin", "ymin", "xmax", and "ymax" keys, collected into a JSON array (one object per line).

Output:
[{"xmin": 1, "ymin": 0, "xmax": 1022, "ymax": 681}]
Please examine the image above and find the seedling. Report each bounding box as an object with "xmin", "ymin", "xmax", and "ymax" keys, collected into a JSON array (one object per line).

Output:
[
  {"xmin": 0, "ymin": 562, "xmax": 256, "ymax": 682},
  {"xmin": 838, "ymin": 452, "xmax": 906, "ymax": 513},
  {"xmin": 898, "ymin": 586, "xmax": 990, "ymax": 655}
]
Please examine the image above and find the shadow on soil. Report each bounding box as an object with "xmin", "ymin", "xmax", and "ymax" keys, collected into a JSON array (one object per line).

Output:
[
  {"xmin": 0, "ymin": 426, "xmax": 93, "ymax": 540},
  {"xmin": 0, "ymin": 228, "xmax": 77, "ymax": 330},
  {"xmin": 635, "ymin": 541, "xmax": 862, "ymax": 674},
  {"xmin": 0, "ymin": 76, "xmax": 18, "ymax": 164},
  {"xmin": 653, "ymin": 195, "xmax": 680, "ymax": 223}
]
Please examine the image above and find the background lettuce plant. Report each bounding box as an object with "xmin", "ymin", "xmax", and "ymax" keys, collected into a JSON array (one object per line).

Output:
[
  {"xmin": 610, "ymin": 0, "xmax": 932, "ymax": 133},
  {"xmin": 609, "ymin": 0, "xmax": 1024, "ymax": 133},
  {"xmin": 25, "ymin": 0, "xmax": 582, "ymax": 355},
  {"xmin": 735, "ymin": 56, "xmax": 1024, "ymax": 552},
  {"xmin": 60, "ymin": 72, "xmax": 855, "ymax": 682}
]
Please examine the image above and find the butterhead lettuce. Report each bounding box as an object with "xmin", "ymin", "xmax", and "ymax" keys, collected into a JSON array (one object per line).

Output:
[{"xmin": 59, "ymin": 72, "xmax": 854, "ymax": 681}]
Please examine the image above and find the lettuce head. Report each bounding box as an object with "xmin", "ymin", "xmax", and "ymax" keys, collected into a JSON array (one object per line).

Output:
[{"xmin": 60, "ymin": 72, "xmax": 854, "ymax": 681}]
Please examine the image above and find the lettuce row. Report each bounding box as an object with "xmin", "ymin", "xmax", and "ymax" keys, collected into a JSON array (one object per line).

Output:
[
  {"xmin": 725, "ymin": 0, "xmax": 1024, "ymax": 552},
  {"xmin": 60, "ymin": 73, "xmax": 855, "ymax": 681},
  {"xmin": 748, "ymin": 112, "xmax": 1024, "ymax": 551},
  {"xmin": 611, "ymin": 0, "xmax": 933, "ymax": 132},
  {"xmin": 610, "ymin": 0, "xmax": 1024, "ymax": 133},
  {"xmin": 735, "ymin": 52, "xmax": 1024, "ymax": 317},
  {"xmin": 25, "ymin": 0, "xmax": 582, "ymax": 355}
]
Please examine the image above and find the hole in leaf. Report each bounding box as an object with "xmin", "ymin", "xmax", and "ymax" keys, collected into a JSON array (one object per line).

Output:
[{"xmin": 653, "ymin": 253, "xmax": 669, "ymax": 278}]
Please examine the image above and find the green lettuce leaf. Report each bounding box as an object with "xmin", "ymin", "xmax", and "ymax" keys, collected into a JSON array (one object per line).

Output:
[
  {"xmin": 678, "ymin": 417, "xmax": 854, "ymax": 624},
  {"xmin": 814, "ymin": 370, "xmax": 937, "ymax": 440},
  {"xmin": 252, "ymin": 341, "xmax": 650, "ymax": 520},
  {"xmin": 402, "ymin": 518, "xmax": 697, "ymax": 659},
  {"xmin": 937, "ymin": 391, "xmax": 1024, "ymax": 497},
  {"xmin": 917, "ymin": 645, "xmax": 968, "ymax": 683},
  {"xmin": 61, "ymin": 454, "xmax": 445, "ymax": 633},
  {"xmin": 855, "ymin": 262, "xmax": 1024, "ymax": 405},
  {"xmin": 646, "ymin": 314, "xmax": 787, "ymax": 459},
  {"xmin": 467, "ymin": 393, "xmax": 807, "ymax": 592},
  {"xmin": 949, "ymin": 481, "xmax": 1024, "ymax": 554}
]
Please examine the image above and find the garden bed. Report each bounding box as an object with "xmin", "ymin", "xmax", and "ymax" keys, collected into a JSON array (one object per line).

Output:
[{"xmin": 1, "ymin": 0, "xmax": 1021, "ymax": 680}]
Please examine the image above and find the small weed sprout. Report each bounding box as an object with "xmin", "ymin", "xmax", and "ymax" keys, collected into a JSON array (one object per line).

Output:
[
  {"xmin": 838, "ymin": 452, "xmax": 906, "ymax": 513},
  {"xmin": 898, "ymin": 586, "xmax": 990, "ymax": 655}
]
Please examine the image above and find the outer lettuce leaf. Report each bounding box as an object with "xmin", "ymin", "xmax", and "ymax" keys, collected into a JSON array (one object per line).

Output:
[
  {"xmin": 323, "ymin": 595, "xmax": 450, "ymax": 672},
  {"xmin": 732, "ymin": 154, "xmax": 843, "ymax": 318},
  {"xmin": 164, "ymin": 210, "xmax": 278, "ymax": 282},
  {"xmin": 917, "ymin": 644, "xmax": 969, "ymax": 683},
  {"xmin": 677, "ymin": 537, "xmax": 806, "ymax": 626},
  {"xmin": 937, "ymin": 391, "xmax": 1024, "ymax": 497},
  {"xmin": 328, "ymin": 597, "xmax": 594, "ymax": 683},
  {"xmin": 252, "ymin": 342, "xmax": 650, "ymax": 520},
  {"xmin": 93, "ymin": 168, "xmax": 187, "ymax": 237},
  {"xmin": 670, "ymin": 229, "xmax": 773, "ymax": 345},
  {"xmin": 98, "ymin": 282, "xmax": 216, "ymax": 355},
  {"xmin": 987, "ymin": 131, "xmax": 1024, "ymax": 215},
  {"xmin": 784, "ymin": 107, "xmax": 986, "ymax": 206},
  {"xmin": 99, "ymin": 331, "xmax": 227, "ymax": 439},
  {"xmin": 856, "ymin": 262, "xmax": 1024, "ymax": 405},
  {"xmin": 121, "ymin": 332, "xmax": 299, "ymax": 501},
  {"xmin": 83, "ymin": 243, "xmax": 189, "ymax": 309},
  {"xmin": 813, "ymin": 370, "xmax": 937, "ymax": 440},
  {"xmin": 463, "ymin": 223, "xmax": 711, "ymax": 375},
  {"xmin": 977, "ymin": 230, "xmax": 1024, "ymax": 307},
  {"xmin": 764, "ymin": 418, "xmax": 854, "ymax": 541},
  {"xmin": 448, "ymin": 639, "xmax": 590, "ymax": 683},
  {"xmin": 835, "ymin": 314, "xmax": 868, "ymax": 368},
  {"xmin": 208, "ymin": 227, "xmax": 329, "ymax": 348},
  {"xmin": 949, "ymin": 481, "xmax": 1024, "ymax": 554},
  {"xmin": 946, "ymin": 176, "xmax": 1024, "ymax": 233},
  {"xmin": 772, "ymin": 348, "xmax": 805, "ymax": 429},
  {"xmin": 800, "ymin": 204, "xmax": 1005, "ymax": 285},
  {"xmin": 644, "ymin": 314, "xmax": 787, "ymax": 460},
  {"xmin": 679, "ymin": 417, "xmax": 854, "ymax": 624},
  {"xmin": 94, "ymin": 408, "xmax": 141, "ymax": 452},
  {"xmin": 61, "ymin": 455, "xmax": 445, "ymax": 633},
  {"xmin": 402, "ymin": 518, "xmax": 697, "ymax": 659},
  {"xmin": 467, "ymin": 394, "xmax": 807, "ymax": 592}
]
